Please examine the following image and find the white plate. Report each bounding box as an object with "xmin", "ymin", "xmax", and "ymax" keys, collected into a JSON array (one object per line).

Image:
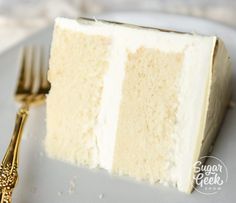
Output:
[{"xmin": 0, "ymin": 12, "xmax": 235, "ymax": 203}]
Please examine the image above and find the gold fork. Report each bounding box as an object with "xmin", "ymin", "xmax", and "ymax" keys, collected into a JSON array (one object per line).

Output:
[{"xmin": 0, "ymin": 46, "xmax": 50, "ymax": 203}]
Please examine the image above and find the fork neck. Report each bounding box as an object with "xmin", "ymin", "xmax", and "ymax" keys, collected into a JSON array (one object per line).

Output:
[{"xmin": 1, "ymin": 106, "xmax": 29, "ymax": 167}]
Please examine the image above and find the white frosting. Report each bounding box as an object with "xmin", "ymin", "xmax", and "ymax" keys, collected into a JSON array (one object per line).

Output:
[
  {"xmin": 173, "ymin": 38, "xmax": 216, "ymax": 191},
  {"xmin": 94, "ymin": 36, "xmax": 127, "ymax": 170},
  {"xmin": 55, "ymin": 17, "xmax": 215, "ymax": 190}
]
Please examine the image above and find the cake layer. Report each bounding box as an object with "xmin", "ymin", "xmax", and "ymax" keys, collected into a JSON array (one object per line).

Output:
[
  {"xmin": 46, "ymin": 17, "xmax": 231, "ymax": 193},
  {"xmin": 46, "ymin": 23, "xmax": 111, "ymax": 166},
  {"xmin": 112, "ymin": 48, "xmax": 183, "ymax": 184}
]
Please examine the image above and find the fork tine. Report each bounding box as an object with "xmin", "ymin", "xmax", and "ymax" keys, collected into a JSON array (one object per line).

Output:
[
  {"xmin": 41, "ymin": 47, "xmax": 50, "ymax": 89},
  {"xmin": 28, "ymin": 46, "xmax": 35, "ymax": 93},
  {"xmin": 42, "ymin": 48, "xmax": 50, "ymax": 91},
  {"xmin": 15, "ymin": 47, "xmax": 27, "ymax": 94},
  {"xmin": 37, "ymin": 47, "xmax": 50, "ymax": 95},
  {"xmin": 39, "ymin": 46, "xmax": 45, "ymax": 86}
]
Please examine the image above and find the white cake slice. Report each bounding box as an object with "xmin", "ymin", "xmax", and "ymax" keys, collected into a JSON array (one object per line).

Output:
[{"xmin": 45, "ymin": 17, "xmax": 231, "ymax": 193}]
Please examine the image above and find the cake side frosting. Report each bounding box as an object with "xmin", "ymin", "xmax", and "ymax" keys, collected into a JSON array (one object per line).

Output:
[{"xmin": 184, "ymin": 39, "xmax": 232, "ymax": 193}]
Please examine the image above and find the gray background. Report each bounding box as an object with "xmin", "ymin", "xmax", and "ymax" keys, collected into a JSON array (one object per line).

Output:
[{"xmin": 0, "ymin": 0, "xmax": 236, "ymax": 27}]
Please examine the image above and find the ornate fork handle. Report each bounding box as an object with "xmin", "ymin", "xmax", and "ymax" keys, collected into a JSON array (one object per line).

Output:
[
  {"xmin": 0, "ymin": 185, "xmax": 14, "ymax": 203},
  {"xmin": 0, "ymin": 106, "xmax": 28, "ymax": 203}
]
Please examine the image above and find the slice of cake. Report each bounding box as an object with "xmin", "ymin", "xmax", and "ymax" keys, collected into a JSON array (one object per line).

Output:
[{"xmin": 45, "ymin": 17, "xmax": 231, "ymax": 193}]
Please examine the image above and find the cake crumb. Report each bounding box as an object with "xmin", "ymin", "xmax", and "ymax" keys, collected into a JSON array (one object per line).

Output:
[
  {"xmin": 68, "ymin": 176, "xmax": 78, "ymax": 195},
  {"xmin": 93, "ymin": 16, "xmax": 98, "ymax": 22},
  {"xmin": 57, "ymin": 191, "xmax": 63, "ymax": 196},
  {"xmin": 30, "ymin": 186, "xmax": 37, "ymax": 194},
  {"xmin": 229, "ymin": 100, "xmax": 236, "ymax": 109},
  {"xmin": 99, "ymin": 193, "xmax": 104, "ymax": 199}
]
